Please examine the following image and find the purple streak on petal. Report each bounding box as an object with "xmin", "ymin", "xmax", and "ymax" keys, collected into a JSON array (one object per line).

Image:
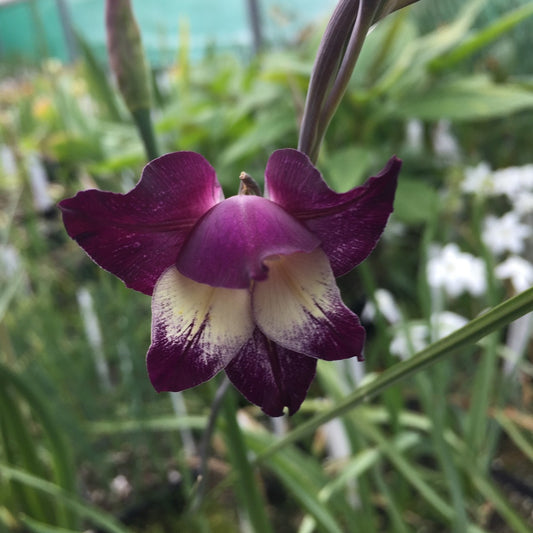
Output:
[
  {"xmin": 176, "ymin": 195, "xmax": 320, "ymax": 289},
  {"xmin": 225, "ymin": 328, "xmax": 317, "ymax": 416},
  {"xmin": 265, "ymin": 148, "xmax": 401, "ymax": 277},
  {"xmin": 147, "ymin": 267, "xmax": 253, "ymax": 392},
  {"xmin": 59, "ymin": 152, "xmax": 223, "ymax": 295},
  {"xmin": 253, "ymin": 249, "xmax": 365, "ymax": 360}
]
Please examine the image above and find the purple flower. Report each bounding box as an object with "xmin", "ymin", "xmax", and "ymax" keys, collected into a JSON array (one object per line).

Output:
[{"xmin": 60, "ymin": 149, "xmax": 400, "ymax": 416}]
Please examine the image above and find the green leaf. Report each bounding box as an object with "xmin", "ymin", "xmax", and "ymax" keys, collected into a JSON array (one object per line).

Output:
[
  {"xmin": 391, "ymin": 76, "xmax": 533, "ymax": 120},
  {"xmin": 321, "ymin": 146, "xmax": 374, "ymax": 192},
  {"xmin": 430, "ymin": 2, "xmax": 533, "ymax": 72},
  {"xmin": 393, "ymin": 176, "xmax": 440, "ymax": 224}
]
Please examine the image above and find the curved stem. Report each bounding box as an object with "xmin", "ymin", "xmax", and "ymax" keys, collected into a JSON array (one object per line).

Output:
[
  {"xmin": 297, "ymin": 0, "xmax": 359, "ymax": 160},
  {"xmin": 311, "ymin": 0, "xmax": 379, "ymax": 162},
  {"xmin": 189, "ymin": 377, "xmax": 231, "ymax": 512},
  {"xmin": 132, "ymin": 107, "xmax": 159, "ymax": 161},
  {"xmin": 256, "ymin": 287, "xmax": 533, "ymax": 462}
]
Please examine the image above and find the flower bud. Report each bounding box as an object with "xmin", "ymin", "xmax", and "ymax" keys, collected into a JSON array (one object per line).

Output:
[{"xmin": 106, "ymin": 0, "xmax": 151, "ymax": 113}]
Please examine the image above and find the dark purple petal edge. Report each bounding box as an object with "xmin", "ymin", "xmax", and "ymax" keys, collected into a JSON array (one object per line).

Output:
[
  {"xmin": 265, "ymin": 148, "xmax": 401, "ymax": 277},
  {"xmin": 59, "ymin": 151, "xmax": 222, "ymax": 295}
]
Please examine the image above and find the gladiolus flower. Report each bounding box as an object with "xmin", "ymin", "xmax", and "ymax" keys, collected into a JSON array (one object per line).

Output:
[{"xmin": 60, "ymin": 149, "xmax": 400, "ymax": 416}]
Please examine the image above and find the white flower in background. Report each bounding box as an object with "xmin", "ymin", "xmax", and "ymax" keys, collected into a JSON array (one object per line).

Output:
[
  {"xmin": 0, "ymin": 144, "xmax": 17, "ymax": 176},
  {"xmin": 432, "ymin": 119, "xmax": 460, "ymax": 161},
  {"xmin": 495, "ymin": 256, "xmax": 533, "ymax": 293},
  {"xmin": 405, "ymin": 118, "xmax": 424, "ymax": 151},
  {"xmin": 461, "ymin": 162, "xmax": 495, "ymax": 195},
  {"xmin": 110, "ymin": 475, "xmax": 131, "ymax": 499},
  {"xmin": 430, "ymin": 311, "xmax": 468, "ymax": 341},
  {"xmin": 76, "ymin": 287, "xmax": 112, "ymax": 391},
  {"xmin": 492, "ymin": 164, "xmax": 533, "ymax": 200},
  {"xmin": 28, "ymin": 154, "xmax": 54, "ymax": 213},
  {"xmin": 390, "ymin": 323, "xmax": 428, "ymax": 360},
  {"xmin": 383, "ymin": 219, "xmax": 407, "ymax": 240},
  {"xmin": 362, "ymin": 288, "xmax": 401, "ymax": 324},
  {"xmin": 427, "ymin": 243, "xmax": 486, "ymax": 298},
  {"xmin": 0, "ymin": 244, "xmax": 21, "ymax": 280},
  {"xmin": 512, "ymin": 191, "xmax": 533, "ymax": 217},
  {"xmin": 482, "ymin": 212, "xmax": 532, "ymax": 256},
  {"xmin": 390, "ymin": 312, "xmax": 469, "ymax": 359}
]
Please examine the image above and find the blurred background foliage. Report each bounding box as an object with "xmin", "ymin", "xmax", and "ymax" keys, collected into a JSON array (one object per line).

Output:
[{"xmin": 1, "ymin": 0, "xmax": 533, "ymax": 531}]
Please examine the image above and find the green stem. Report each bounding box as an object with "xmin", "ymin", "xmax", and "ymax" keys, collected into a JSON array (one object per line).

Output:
[
  {"xmin": 256, "ymin": 287, "xmax": 533, "ymax": 461},
  {"xmin": 466, "ymin": 196, "xmax": 500, "ymax": 466},
  {"xmin": 222, "ymin": 390, "xmax": 273, "ymax": 533},
  {"xmin": 132, "ymin": 107, "xmax": 159, "ymax": 161},
  {"xmin": 416, "ymin": 373, "xmax": 468, "ymax": 531}
]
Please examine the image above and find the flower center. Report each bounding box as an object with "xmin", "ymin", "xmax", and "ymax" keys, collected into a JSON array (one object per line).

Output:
[{"xmin": 175, "ymin": 195, "xmax": 320, "ymax": 289}]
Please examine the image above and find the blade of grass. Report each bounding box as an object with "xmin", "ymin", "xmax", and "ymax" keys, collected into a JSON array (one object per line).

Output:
[
  {"xmin": 0, "ymin": 464, "xmax": 133, "ymax": 533},
  {"xmin": 354, "ymin": 416, "xmax": 499, "ymax": 533},
  {"xmin": 87, "ymin": 415, "xmax": 207, "ymax": 434},
  {"xmin": 493, "ymin": 410, "xmax": 533, "ymax": 462},
  {"xmin": 0, "ymin": 390, "xmax": 48, "ymax": 523},
  {"xmin": 316, "ymin": 361, "xmax": 380, "ymax": 531},
  {"xmin": 0, "ymin": 364, "xmax": 76, "ymax": 493},
  {"xmin": 430, "ymin": 2, "xmax": 533, "ymax": 72},
  {"xmin": 458, "ymin": 449, "xmax": 532, "ymax": 533},
  {"xmin": 355, "ymin": 415, "xmax": 454, "ymax": 521},
  {"xmin": 220, "ymin": 389, "xmax": 273, "ymax": 533},
  {"xmin": 416, "ymin": 371, "xmax": 468, "ymax": 532},
  {"xmin": 466, "ymin": 197, "xmax": 501, "ymax": 468},
  {"xmin": 20, "ymin": 514, "xmax": 84, "ymax": 533},
  {"xmin": 244, "ymin": 431, "xmax": 348, "ymax": 533},
  {"xmin": 371, "ymin": 463, "xmax": 409, "ymax": 533},
  {"xmin": 319, "ymin": 431, "xmax": 421, "ymax": 501},
  {"xmin": 0, "ymin": 364, "xmax": 77, "ymax": 527}
]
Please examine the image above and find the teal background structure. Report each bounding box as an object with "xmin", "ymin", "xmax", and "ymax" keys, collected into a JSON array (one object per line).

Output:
[{"xmin": 0, "ymin": 0, "xmax": 336, "ymax": 66}]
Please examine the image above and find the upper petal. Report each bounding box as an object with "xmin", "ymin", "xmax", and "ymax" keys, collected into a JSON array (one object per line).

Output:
[
  {"xmin": 225, "ymin": 328, "xmax": 317, "ymax": 417},
  {"xmin": 253, "ymin": 248, "xmax": 365, "ymax": 360},
  {"xmin": 147, "ymin": 267, "xmax": 253, "ymax": 392},
  {"xmin": 59, "ymin": 152, "xmax": 223, "ymax": 295},
  {"xmin": 176, "ymin": 195, "xmax": 320, "ymax": 289},
  {"xmin": 265, "ymin": 148, "xmax": 400, "ymax": 277}
]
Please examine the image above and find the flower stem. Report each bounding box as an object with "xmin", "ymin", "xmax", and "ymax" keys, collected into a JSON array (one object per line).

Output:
[
  {"xmin": 310, "ymin": 0, "xmax": 379, "ymax": 163},
  {"xmin": 297, "ymin": 0, "xmax": 358, "ymax": 161},
  {"xmin": 132, "ymin": 107, "xmax": 159, "ymax": 161},
  {"xmin": 256, "ymin": 287, "xmax": 533, "ymax": 461},
  {"xmin": 189, "ymin": 378, "xmax": 231, "ymax": 512},
  {"xmin": 222, "ymin": 389, "xmax": 273, "ymax": 533}
]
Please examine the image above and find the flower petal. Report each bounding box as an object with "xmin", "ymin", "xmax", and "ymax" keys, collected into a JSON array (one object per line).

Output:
[
  {"xmin": 176, "ymin": 195, "xmax": 320, "ymax": 289},
  {"xmin": 59, "ymin": 152, "xmax": 223, "ymax": 295},
  {"xmin": 253, "ymin": 248, "xmax": 365, "ymax": 360},
  {"xmin": 265, "ymin": 149, "xmax": 400, "ymax": 276},
  {"xmin": 225, "ymin": 328, "xmax": 317, "ymax": 416},
  {"xmin": 147, "ymin": 267, "xmax": 253, "ymax": 392}
]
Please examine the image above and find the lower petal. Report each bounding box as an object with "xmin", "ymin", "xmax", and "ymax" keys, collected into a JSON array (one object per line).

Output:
[
  {"xmin": 225, "ymin": 328, "xmax": 317, "ymax": 416},
  {"xmin": 253, "ymin": 249, "xmax": 365, "ymax": 360},
  {"xmin": 147, "ymin": 267, "xmax": 253, "ymax": 392}
]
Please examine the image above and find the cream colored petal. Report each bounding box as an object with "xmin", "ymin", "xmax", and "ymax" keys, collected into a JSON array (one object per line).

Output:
[
  {"xmin": 147, "ymin": 267, "xmax": 253, "ymax": 391},
  {"xmin": 253, "ymin": 249, "xmax": 365, "ymax": 360}
]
